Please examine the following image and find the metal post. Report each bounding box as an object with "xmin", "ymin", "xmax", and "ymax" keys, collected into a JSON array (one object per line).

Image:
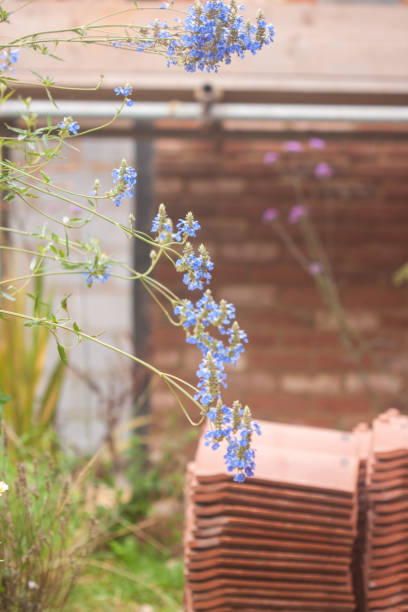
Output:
[
  {"xmin": 0, "ymin": 142, "xmax": 12, "ymax": 281},
  {"xmin": 132, "ymin": 123, "xmax": 154, "ymax": 437}
]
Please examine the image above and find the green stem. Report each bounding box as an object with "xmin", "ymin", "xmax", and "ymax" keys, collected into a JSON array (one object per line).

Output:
[
  {"xmin": 0, "ymin": 309, "xmax": 204, "ymax": 420},
  {"xmin": 0, "ymin": 270, "xmax": 80, "ymax": 285}
]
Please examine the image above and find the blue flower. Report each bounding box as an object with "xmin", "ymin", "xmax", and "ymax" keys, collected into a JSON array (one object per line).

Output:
[
  {"xmin": 108, "ymin": 161, "xmax": 137, "ymax": 207},
  {"xmin": 114, "ymin": 85, "xmax": 134, "ymax": 107},
  {"xmin": 176, "ymin": 243, "xmax": 213, "ymax": 291},
  {"xmin": 114, "ymin": 86, "xmax": 133, "ymax": 97},
  {"xmin": 0, "ymin": 48, "xmax": 19, "ymax": 72},
  {"xmin": 151, "ymin": 204, "xmax": 173, "ymax": 243},
  {"xmin": 9, "ymin": 49, "xmax": 19, "ymax": 64},
  {"xmin": 173, "ymin": 213, "xmax": 201, "ymax": 242},
  {"xmin": 150, "ymin": 204, "xmax": 259, "ymax": 481},
  {"xmin": 68, "ymin": 121, "xmax": 80, "ymax": 135},
  {"xmin": 57, "ymin": 118, "xmax": 80, "ymax": 136},
  {"xmin": 161, "ymin": 1, "xmax": 274, "ymax": 73},
  {"xmin": 83, "ymin": 265, "xmax": 111, "ymax": 287}
]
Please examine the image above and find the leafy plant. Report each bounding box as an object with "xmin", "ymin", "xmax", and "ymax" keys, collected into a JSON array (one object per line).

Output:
[
  {"xmin": 0, "ymin": 274, "xmax": 65, "ymax": 452},
  {"xmin": 0, "ymin": 431, "xmax": 98, "ymax": 611},
  {"xmin": 69, "ymin": 537, "xmax": 183, "ymax": 612}
]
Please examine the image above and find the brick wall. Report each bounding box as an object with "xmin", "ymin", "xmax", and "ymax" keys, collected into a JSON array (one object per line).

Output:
[
  {"xmin": 10, "ymin": 127, "xmax": 408, "ymax": 451},
  {"xmin": 152, "ymin": 131, "xmax": 408, "ymax": 434}
]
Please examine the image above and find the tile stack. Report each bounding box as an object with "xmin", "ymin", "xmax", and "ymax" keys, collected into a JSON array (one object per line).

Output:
[
  {"xmin": 365, "ymin": 408, "xmax": 408, "ymax": 610},
  {"xmin": 352, "ymin": 423, "xmax": 371, "ymax": 611},
  {"xmin": 184, "ymin": 421, "xmax": 360, "ymax": 611}
]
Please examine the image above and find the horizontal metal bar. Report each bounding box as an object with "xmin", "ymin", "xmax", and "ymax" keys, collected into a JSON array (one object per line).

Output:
[{"xmin": 1, "ymin": 100, "xmax": 408, "ymax": 123}]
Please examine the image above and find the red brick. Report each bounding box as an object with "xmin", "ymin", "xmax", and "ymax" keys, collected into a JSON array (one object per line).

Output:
[
  {"xmin": 312, "ymin": 352, "xmax": 356, "ymax": 373},
  {"xmin": 219, "ymin": 241, "xmax": 279, "ymax": 263},
  {"xmin": 200, "ymin": 217, "xmax": 248, "ymax": 239},
  {"xmin": 354, "ymin": 163, "xmax": 408, "ymax": 179},
  {"xmin": 343, "ymin": 288, "xmax": 407, "ymax": 310},
  {"xmin": 281, "ymin": 374, "xmax": 341, "ymax": 395},
  {"xmin": 315, "ymin": 309, "xmax": 380, "ymax": 333},
  {"xmin": 344, "ymin": 373, "xmax": 403, "ymax": 395},
  {"xmin": 280, "ymin": 288, "xmax": 323, "ymax": 310},
  {"xmin": 249, "ymin": 348, "xmax": 312, "ymax": 371},
  {"xmin": 220, "ymin": 285, "xmax": 276, "ymax": 307},
  {"xmin": 280, "ymin": 330, "xmax": 341, "ymax": 350},
  {"xmin": 253, "ymin": 263, "xmax": 311, "ymax": 285},
  {"xmin": 188, "ymin": 177, "xmax": 246, "ymax": 195}
]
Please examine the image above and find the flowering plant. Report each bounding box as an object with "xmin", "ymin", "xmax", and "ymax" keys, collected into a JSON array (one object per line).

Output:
[
  {"xmin": 262, "ymin": 138, "xmax": 383, "ymax": 413},
  {"xmin": 0, "ymin": 1, "xmax": 274, "ymax": 480}
]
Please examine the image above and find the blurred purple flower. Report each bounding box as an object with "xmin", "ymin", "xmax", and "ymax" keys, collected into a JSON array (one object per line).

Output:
[
  {"xmin": 314, "ymin": 162, "xmax": 333, "ymax": 179},
  {"xmin": 289, "ymin": 205, "xmax": 306, "ymax": 224},
  {"xmin": 263, "ymin": 151, "xmax": 278, "ymax": 164},
  {"xmin": 283, "ymin": 141, "xmax": 302, "ymax": 153},
  {"xmin": 262, "ymin": 208, "xmax": 278, "ymax": 222},
  {"xmin": 309, "ymin": 262, "xmax": 323, "ymax": 275},
  {"xmin": 308, "ymin": 137, "xmax": 325, "ymax": 150}
]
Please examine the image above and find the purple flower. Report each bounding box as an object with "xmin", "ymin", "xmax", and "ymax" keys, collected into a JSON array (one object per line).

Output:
[
  {"xmin": 314, "ymin": 162, "xmax": 333, "ymax": 179},
  {"xmin": 283, "ymin": 141, "xmax": 302, "ymax": 153},
  {"xmin": 309, "ymin": 262, "xmax": 323, "ymax": 275},
  {"xmin": 262, "ymin": 208, "xmax": 278, "ymax": 223},
  {"xmin": 289, "ymin": 205, "xmax": 306, "ymax": 224},
  {"xmin": 263, "ymin": 151, "xmax": 278, "ymax": 165},
  {"xmin": 308, "ymin": 137, "xmax": 325, "ymax": 150}
]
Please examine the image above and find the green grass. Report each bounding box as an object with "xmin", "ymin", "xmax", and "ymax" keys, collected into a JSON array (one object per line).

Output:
[{"xmin": 67, "ymin": 537, "xmax": 183, "ymax": 612}]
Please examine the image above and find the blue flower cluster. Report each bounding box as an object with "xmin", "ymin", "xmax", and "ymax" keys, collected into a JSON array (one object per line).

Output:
[
  {"xmin": 176, "ymin": 243, "xmax": 214, "ymax": 291},
  {"xmin": 83, "ymin": 263, "xmax": 111, "ymax": 287},
  {"xmin": 151, "ymin": 203, "xmax": 174, "ymax": 243},
  {"xmin": 108, "ymin": 160, "xmax": 137, "ymax": 207},
  {"xmin": 114, "ymin": 85, "xmax": 134, "ymax": 107},
  {"xmin": 204, "ymin": 402, "xmax": 261, "ymax": 481},
  {"xmin": 0, "ymin": 48, "xmax": 19, "ymax": 72},
  {"xmin": 111, "ymin": 0, "xmax": 274, "ymax": 73},
  {"xmin": 174, "ymin": 212, "xmax": 201, "ymax": 242},
  {"xmin": 150, "ymin": 207, "xmax": 202, "ymax": 246},
  {"xmin": 162, "ymin": 0, "xmax": 275, "ymax": 72},
  {"xmin": 152, "ymin": 206, "xmax": 260, "ymax": 481},
  {"xmin": 57, "ymin": 118, "xmax": 80, "ymax": 136}
]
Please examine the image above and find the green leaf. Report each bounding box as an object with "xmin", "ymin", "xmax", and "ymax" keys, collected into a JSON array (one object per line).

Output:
[
  {"xmin": 0, "ymin": 289, "xmax": 15, "ymax": 301},
  {"xmin": 38, "ymin": 360, "xmax": 65, "ymax": 427},
  {"xmin": 394, "ymin": 263, "xmax": 408, "ymax": 286},
  {"xmin": 57, "ymin": 343, "xmax": 69, "ymax": 366},
  {"xmin": 60, "ymin": 294, "xmax": 71, "ymax": 313},
  {"xmin": 45, "ymin": 86, "xmax": 59, "ymax": 109},
  {"xmin": 65, "ymin": 229, "xmax": 69, "ymax": 256},
  {"xmin": 0, "ymin": 393, "xmax": 11, "ymax": 406},
  {"xmin": 39, "ymin": 170, "xmax": 50, "ymax": 184}
]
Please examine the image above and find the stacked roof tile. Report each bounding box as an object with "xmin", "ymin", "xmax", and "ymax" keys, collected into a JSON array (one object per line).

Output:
[{"xmin": 184, "ymin": 410, "xmax": 408, "ymax": 611}]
